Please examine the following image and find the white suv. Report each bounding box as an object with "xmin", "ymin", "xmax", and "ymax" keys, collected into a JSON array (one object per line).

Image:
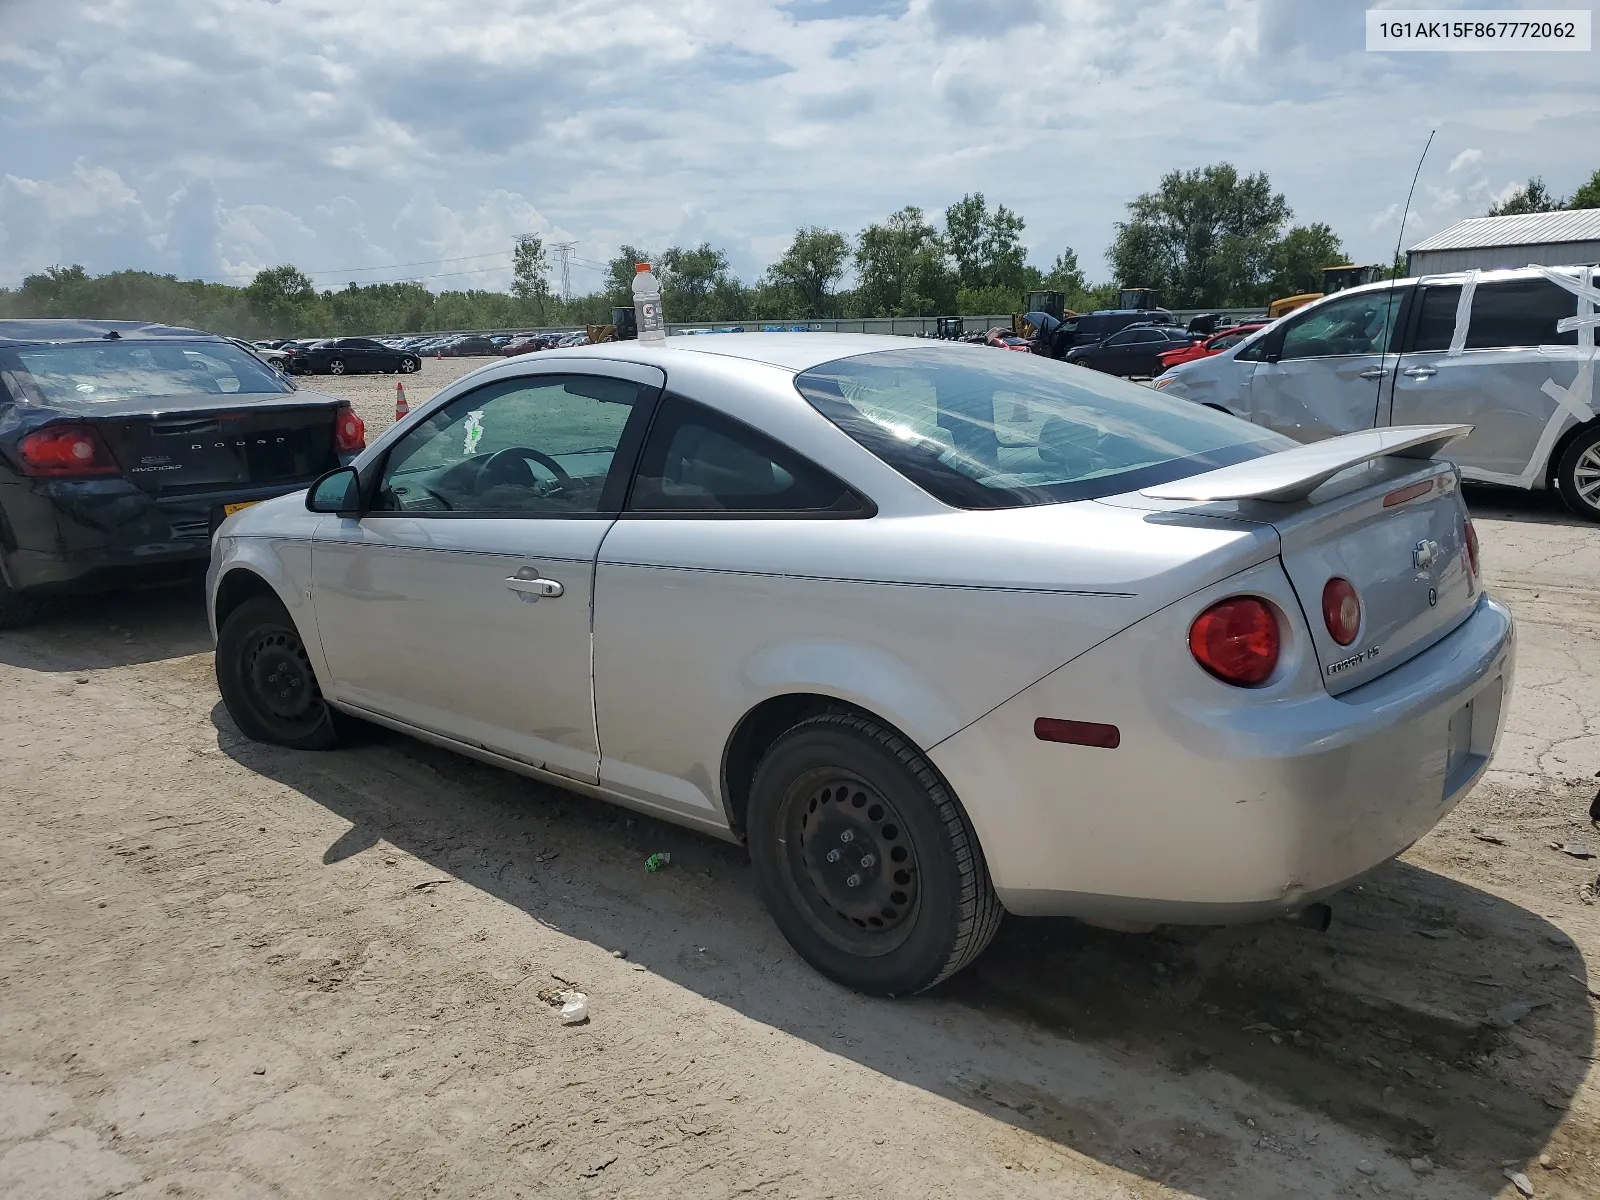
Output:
[{"xmin": 1155, "ymin": 266, "xmax": 1600, "ymax": 520}]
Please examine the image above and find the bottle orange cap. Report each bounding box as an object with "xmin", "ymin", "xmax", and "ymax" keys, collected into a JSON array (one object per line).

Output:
[{"xmin": 635, "ymin": 262, "xmax": 650, "ymax": 272}]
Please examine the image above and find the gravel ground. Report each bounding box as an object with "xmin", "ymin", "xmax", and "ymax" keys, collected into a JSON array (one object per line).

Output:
[{"xmin": 3, "ymin": 357, "xmax": 1599, "ymax": 1198}]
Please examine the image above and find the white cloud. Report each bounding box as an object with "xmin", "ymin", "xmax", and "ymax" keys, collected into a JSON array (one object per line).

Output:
[{"xmin": 0, "ymin": 0, "xmax": 1596, "ymax": 293}]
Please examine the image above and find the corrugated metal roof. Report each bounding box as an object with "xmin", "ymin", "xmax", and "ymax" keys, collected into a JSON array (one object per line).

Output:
[{"xmin": 1410, "ymin": 208, "xmax": 1600, "ymax": 252}]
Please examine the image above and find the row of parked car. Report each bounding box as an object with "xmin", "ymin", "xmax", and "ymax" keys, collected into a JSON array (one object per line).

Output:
[
  {"xmin": 241, "ymin": 331, "xmax": 594, "ymax": 376},
  {"xmin": 961, "ymin": 308, "xmax": 1267, "ymax": 379}
]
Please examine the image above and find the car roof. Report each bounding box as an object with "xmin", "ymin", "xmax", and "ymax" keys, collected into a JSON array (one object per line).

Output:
[
  {"xmin": 545, "ymin": 332, "xmax": 936, "ymax": 374},
  {"xmin": 1331, "ymin": 263, "xmax": 1598, "ymax": 301},
  {"xmin": 0, "ymin": 319, "xmax": 220, "ymax": 346}
]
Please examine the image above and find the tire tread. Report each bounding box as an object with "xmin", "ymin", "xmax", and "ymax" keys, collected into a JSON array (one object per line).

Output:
[{"xmin": 775, "ymin": 711, "xmax": 1002, "ymax": 991}]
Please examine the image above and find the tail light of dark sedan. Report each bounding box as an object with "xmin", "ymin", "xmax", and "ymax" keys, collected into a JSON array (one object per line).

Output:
[
  {"xmin": 334, "ymin": 404, "xmax": 366, "ymax": 453},
  {"xmin": 1189, "ymin": 596, "xmax": 1281, "ymax": 686},
  {"xmin": 17, "ymin": 424, "xmax": 121, "ymax": 478}
]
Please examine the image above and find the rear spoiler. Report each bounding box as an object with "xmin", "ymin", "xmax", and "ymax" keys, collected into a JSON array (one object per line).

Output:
[{"xmin": 1142, "ymin": 424, "xmax": 1472, "ymax": 503}]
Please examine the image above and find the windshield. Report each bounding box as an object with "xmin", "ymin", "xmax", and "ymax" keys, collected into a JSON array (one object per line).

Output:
[
  {"xmin": 0, "ymin": 339, "xmax": 293, "ymax": 404},
  {"xmin": 795, "ymin": 344, "xmax": 1291, "ymax": 509}
]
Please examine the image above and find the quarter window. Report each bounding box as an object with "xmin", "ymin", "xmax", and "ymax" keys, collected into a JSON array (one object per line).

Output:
[
  {"xmin": 374, "ymin": 373, "xmax": 649, "ymax": 515},
  {"xmin": 627, "ymin": 396, "xmax": 861, "ymax": 514},
  {"xmin": 1278, "ymin": 290, "xmax": 1402, "ymax": 360}
]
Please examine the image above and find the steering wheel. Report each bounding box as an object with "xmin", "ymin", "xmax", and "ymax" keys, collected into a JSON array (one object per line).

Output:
[{"xmin": 478, "ymin": 446, "xmax": 573, "ymax": 493}]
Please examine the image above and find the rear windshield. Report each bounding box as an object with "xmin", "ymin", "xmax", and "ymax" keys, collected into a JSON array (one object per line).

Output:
[
  {"xmin": 795, "ymin": 344, "xmax": 1290, "ymax": 509},
  {"xmin": 0, "ymin": 339, "xmax": 293, "ymax": 404}
]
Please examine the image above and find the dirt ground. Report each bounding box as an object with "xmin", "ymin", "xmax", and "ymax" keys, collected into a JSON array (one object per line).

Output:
[{"xmin": 3, "ymin": 357, "xmax": 1599, "ymax": 1199}]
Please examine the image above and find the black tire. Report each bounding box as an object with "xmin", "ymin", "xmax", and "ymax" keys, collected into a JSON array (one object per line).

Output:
[
  {"xmin": 747, "ymin": 712, "xmax": 1002, "ymax": 996},
  {"xmin": 1554, "ymin": 424, "xmax": 1600, "ymax": 522},
  {"xmin": 328, "ymin": 358, "xmax": 347, "ymax": 376},
  {"xmin": 215, "ymin": 595, "xmax": 342, "ymax": 749},
  {"xmin": 0, "ymin": 575, "xmax": 40, "ymax": 630},
  {"xmin": 399, "ymin": 357, "xmax": 418, "ymax": 373}
]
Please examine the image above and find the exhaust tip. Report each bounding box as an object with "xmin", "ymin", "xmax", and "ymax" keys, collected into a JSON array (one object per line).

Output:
[{"xmin": 1289, "ymin": 902, "xmax": 1333, "ymax": 932}]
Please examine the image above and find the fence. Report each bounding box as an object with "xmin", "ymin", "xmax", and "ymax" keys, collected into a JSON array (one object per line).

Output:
[{"xmin": 368, "ymin": 307, "xmax": 1270, "ymax": 342}]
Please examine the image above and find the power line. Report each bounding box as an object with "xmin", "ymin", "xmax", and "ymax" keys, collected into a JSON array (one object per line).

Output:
[{"xmin": 549, "ymin": 240, "xmax": 577, "ymax": 303}]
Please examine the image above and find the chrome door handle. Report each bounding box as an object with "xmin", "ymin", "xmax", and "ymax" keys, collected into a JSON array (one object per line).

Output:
[
  {"xmin": 1402, "ymin": 366, "xmax": 1437, "ymax": 379},
  {"xmin": 1357, "ymin": 366, "xmax": 1388, "ymax": 379},
  {"xmin": 506, "ymin": 572, "xmax": 563, "ymax": 600}
]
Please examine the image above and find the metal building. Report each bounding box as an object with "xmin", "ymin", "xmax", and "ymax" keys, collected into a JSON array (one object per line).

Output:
[{"xmin": 1407, "ymin": 208, "xmax": 1600, "ymax": 275}]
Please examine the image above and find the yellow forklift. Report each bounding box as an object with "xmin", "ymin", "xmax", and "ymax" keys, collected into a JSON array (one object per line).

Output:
[{"xmin": 1268, "ymin": 264, "xmax": 1387, "ymax": 319}]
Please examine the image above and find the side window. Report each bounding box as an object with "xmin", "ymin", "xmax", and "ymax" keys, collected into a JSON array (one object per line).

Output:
[
  {"xmin": 1125, "ymin": 329, "xmax": 1162, "ymax": 344},
  {"xmin": 1465, "ymin": 279, "xmax": 1579, "ymax": 349},
  {"xmin": 1279, "ymin": 290, "xmax": 1401, "ymax": 360},
  {"xmin": 1412, "ymin": 286, "xmax": 1460, "ymax": 352},
  {"xmin": 374, "ymin": 373, "xmax": 649, "ymax": 515},
  {"xmin": 628, "ymin": 395, "xmax": 862, "ymax": 514},
  {"xmin": 1104, "ymin": 330, "xmax": 1134, "ymax": 346}
]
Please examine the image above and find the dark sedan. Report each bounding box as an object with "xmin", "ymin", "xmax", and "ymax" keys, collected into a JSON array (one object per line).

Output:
[
  {"xmin": 1065, "ymin": 325, "xmax": 1197, "ymax": 377},
  {"xmin": 0, "ymin": 320, "xmax": 365, "ymax": 627},
  {"xmin": 283, "ymin": 336, "xmax": 420, "ymax": 376}
]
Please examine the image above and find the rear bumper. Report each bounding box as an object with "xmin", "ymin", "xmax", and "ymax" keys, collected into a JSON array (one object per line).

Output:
[
  {"xmin": 0, "ymin": 477, "xmax": 319, "ymax": 594},
  {"xmin": 931, "ymin": 581, "xmax": 1515, "ymax": 925}
]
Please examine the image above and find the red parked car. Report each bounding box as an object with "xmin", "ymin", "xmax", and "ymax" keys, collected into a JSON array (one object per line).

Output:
[
  {"xmin": 1156, "ymin": 323, "xmax": 1266, "ymax": 372},
  {"xmin": 983, "ymin": 328, "xmax": 1033, "ymax": 353}
]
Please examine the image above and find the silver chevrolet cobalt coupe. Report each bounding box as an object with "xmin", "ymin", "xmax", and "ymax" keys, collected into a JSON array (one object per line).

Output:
[{"xmin": 209, "ymin": 335, "xmax": 1514, "ymax": 994}]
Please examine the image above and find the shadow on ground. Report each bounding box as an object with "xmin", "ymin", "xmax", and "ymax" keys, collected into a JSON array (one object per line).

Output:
[
  {"xmin": 12, "ymin": 547, "xmax": 1595, "ymax": 1195},
  {"xmin": 1465, "ymin": 482, "xmax": 1592, "ymax": 528},
  {"xmin": 0, "ymin": 576, "xmax": 209, "ymax": 671},
  {"xmin": 215, "ymin": 707, "xmax": 1595, "ymax": 1195}
]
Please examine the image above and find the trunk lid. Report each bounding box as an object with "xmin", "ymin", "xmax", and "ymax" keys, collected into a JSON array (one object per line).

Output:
[
  {"xmin": 1270, "ymin": 465, "xmax": 1476, "ymax": 693},
  {"xmin": 89, "ymin": 396, "xmax": 342, "ymax": 495},
  {"xmin": 1106, "ymin": 423, "xmax": 1481, "ymax": 694}
]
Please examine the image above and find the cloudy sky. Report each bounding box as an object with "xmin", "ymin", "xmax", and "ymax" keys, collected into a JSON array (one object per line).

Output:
[{"xmin": 1, "ymin": 0, "xmax": 1596, "ymax": 295}]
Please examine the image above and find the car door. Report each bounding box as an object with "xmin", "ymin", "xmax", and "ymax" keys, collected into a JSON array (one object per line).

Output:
[
  {"xmin": 1246, "ymin": 286, "xmax": 1408, "ymax": 440},
  {"xmin": 310, "ymin": 362, "xmax": 663, "ymax": 782},
  {"xmin": 1390, "ymin": 273, "xmax": 1595, "ymax": 482},
  {"xmin": 590, "ymin": 394, "xmax": 872, "ymax": 823},
  {"xmin": 1092, "ymin": 328, "xmax": 1136, "ymax": 372}
]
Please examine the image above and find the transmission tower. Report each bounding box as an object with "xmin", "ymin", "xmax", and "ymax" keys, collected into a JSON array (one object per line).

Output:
[{"xmin": 550, "ymin": 241, "xmax": 577, "ymax": 302}]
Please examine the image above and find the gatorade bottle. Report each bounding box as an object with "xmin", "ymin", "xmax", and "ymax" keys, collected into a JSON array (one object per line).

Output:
[{"xmin": 632, "ymin": 262, "xmax": 665, "ymax": 343}]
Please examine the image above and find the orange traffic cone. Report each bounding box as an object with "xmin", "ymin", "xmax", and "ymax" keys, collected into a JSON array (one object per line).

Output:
[{"xmin": 395, "ymin": 380, "xmax": 409, "ymax": 422}]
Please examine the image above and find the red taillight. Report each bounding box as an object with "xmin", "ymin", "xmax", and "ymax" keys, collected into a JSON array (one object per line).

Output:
[
  {"xmin": 1321, "ymin": 577, "xmax": 1361, "ymax": 646},
  {"xmin": 1464, "ymin": 518, "xmax": 1479, "ymax": 581},
  {"xmin": 1189, "ymin": 596, "xmax": 1280, "ymax": 687},
  {"xmin": 334, "ymin": 405, "xmax": 365, "ymax": 453},
  {"xmin": 17, "ymin": 424, "xmax": 120, "ymax": 478}
]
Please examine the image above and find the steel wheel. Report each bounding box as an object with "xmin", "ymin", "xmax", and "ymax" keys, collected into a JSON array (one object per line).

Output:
[
  {"xmin": 786, "ymin": 768, "xmax": 920, "ymax": 955},
  {"xmin": 328, "ymin": 358, "xmax": 346, "ymax": 375},
  {"xmin": 747, "ymin": 713, "xmax": 1002, "ymax": 995},
  {"xmin": 216, "ymin": 595, "xmax": 342, "ymax": 749}
]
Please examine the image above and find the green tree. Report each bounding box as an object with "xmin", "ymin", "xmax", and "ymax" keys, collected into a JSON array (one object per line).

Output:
[
  {"xmin": 1267, "ymin": 223, "xmax": 1347, "ymax": 300},
  {"xmin": 764, "ymin": 226, "xmax": 850, "ymax": 317},
  {"xmin": 1108, "ymin": 163, "xmax": 1291, "ymax": 307},
  {"xmin": 604, "ymin": 245, "xmax": 654, "ymax": 306},
  {"xmin": 855, "ymin": 206, "xmax": 956, "ymax": 317},
  {"xmin": 1488, "ymin": 176, "xmax": 1565, "ymax": 216},
  {"xmin": 244, "ymin": 265, "xmax": 319, "ymax": 333},
  {"xmin": 658, "ymin": 242, "xmax": 734, "ymax": 323},
  {"xmin": 511, "ymin": 235, "xmax": 552, "ymax": 321},
  {"xmin": 943, "ymin": 193, "xmax": 1029, "ymax": 295},
  {"xmin": 1567, "ymin": 168, "xmax": 1600, "ymax": 211},
  {"xmin": 1040, "ymin": 248, "xmax": 1086, "ymax": 296}
]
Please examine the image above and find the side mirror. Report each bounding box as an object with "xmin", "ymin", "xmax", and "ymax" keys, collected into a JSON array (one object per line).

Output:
[{"xmin": 306, "ymin": 466, "xmax": 362, "ymax": 515}]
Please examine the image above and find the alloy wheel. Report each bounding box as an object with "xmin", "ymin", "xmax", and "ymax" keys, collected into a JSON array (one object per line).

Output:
[{"xmin": 1575, "ymin": 444, "xmax": 1600, "ymax": 510}]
